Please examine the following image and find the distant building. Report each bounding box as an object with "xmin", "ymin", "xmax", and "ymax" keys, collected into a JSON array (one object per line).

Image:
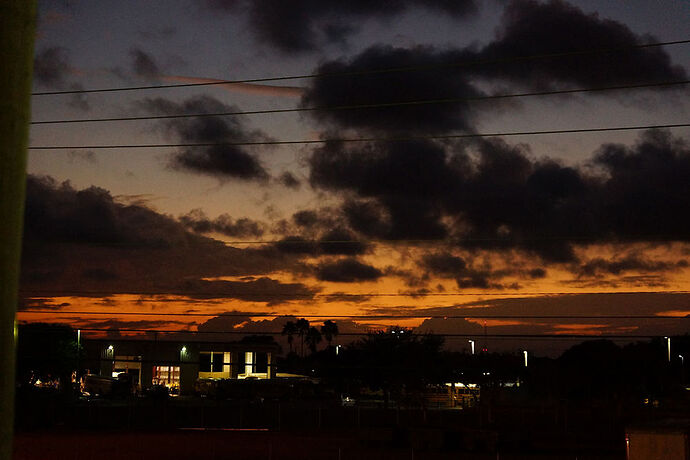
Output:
[{"xmin": 83, "ymin": 338, "xmax": 279, "ymax": 395}]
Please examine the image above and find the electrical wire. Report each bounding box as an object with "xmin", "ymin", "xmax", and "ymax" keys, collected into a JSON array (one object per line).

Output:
[
  {"xmin": 17, "ymin": 289, "xmax": 690, "ymax": 299},
  {"xmin": 27, "ymin": 122, "xmax": 690, "ymax": 150},
  {"xmin": 30, "ymin": 79, "xmax": 690, "ymax": 125},
  {"xmin": 20, "ymin": 325, "xmax": 676, "ymax": 340},
  {"xmin": 30, "ymin": 39, "xmax": 690, "ymax": 96}
]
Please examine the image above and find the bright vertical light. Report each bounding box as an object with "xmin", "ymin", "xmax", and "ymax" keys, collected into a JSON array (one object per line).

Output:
[
  {"xmin": 523, "ymin": 350, "xmax": 528, "ymax": 368},
  {"xmin": 665, "ymin": 337, "xmax": 671, "ymax": 362},
  {"xmin": 468, "ymin": 340, "xmax": 475, "ymax": 355}
]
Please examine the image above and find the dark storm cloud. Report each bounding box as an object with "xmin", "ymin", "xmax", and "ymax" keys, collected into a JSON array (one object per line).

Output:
[
  {"xmin": 273, "ymin": 236, "xmax": 319, "ymax": 255},
  {"xmin": 177, "ymin": 277, "xmax": 316, "ymax": 302},
  {"xmin": 292, "ymin": 210, "xmax": 319, "ymax": 228},
  {"xmin": 590, "ymin": 130, "xmax": 690, "ymax": 241},
  {"xmin": 302, "ymin": 46, "xmax": 483, "ymax": 134},
  {"xmin": 33, "ymin": 47, "xmax": 91, "ymax": 111},
  {"xmin": 34, "ymin": 46, "xmax": 70, "ymax": 87},
  {"xmin": 301, "ymin": 1, "xmax": 685, "ymax": 135},
  {"xmin": 420, "ymin": 253, "xmax": 516, "ymax": 290},
  {"xmin": 81, "ymin": 268, "xmax": 119, "ymax": 281},
  {"xmin": 208, "ymin": 0, "xmax": 477, "ymax": 53},
  {"xmin": 18, "ymin": 298, "xmax": 71, "ymax": 311},
  {"xmin": 310, "ymin": 140, "xmax": 452, "ymax": 240},
  {"xmin": 422, "ymin": 254, "xmax": 467, "ymax": 275},
  {"xmin": 575, "ymin": 255, "xmax": 688, "ymax": 278},
  {"xmin": 478, "ymin": 0, "xmax": 687, "ymax": 89},
  {"xmin": 309, "ymin": 130, "xmax": 690, "ymax": 265},
  {"xmin": 278, "ymin": 171, "xmax": 301, "ymax": 189},
  {"xmin": 137, "ymin": 95, "xmax": 270, "ymax": 181},
  {"xmin": 130, "ymin": 48, "xmax": 160, "ymax": 80},
  {"xmin": 179, "ymin": 209, "xmax": 266, "ymax": 238},
  {"xmin": 21, "ymin": 176, "xmax": 311, "ymax": 298},
  {"xmin": 318, "ymin": 228, "xmax": 368, "ymax": 255},
  {"xmin": 316, "ymin": 258, "xmax": 383, "ymax": 282},
  {"xmin": 23, "ymin": 175, "xmax": 189, "ymax": 246}
]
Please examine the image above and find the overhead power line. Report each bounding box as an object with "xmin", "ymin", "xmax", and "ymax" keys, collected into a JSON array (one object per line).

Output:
[
  {"xmin": 17, "ymin": 289, "xmax": 690, "ymax": 299},
  {"xmin": 30, "ymin": 39, "xmax": 690, "ymax": 96},
  {"xmin": 27, "ymin": 122, "xmax": 690, "ymax": 150},
  {"xmin": 15, "ymin": 310, "xmax": 690, "ymax": 319},
  {"xmin": 30, "ymin": 79, "xmax": 690, "ymax": 125},
  {"xmin": 16, "ymin": 325, "xmax": 675, "ymax": 340}
]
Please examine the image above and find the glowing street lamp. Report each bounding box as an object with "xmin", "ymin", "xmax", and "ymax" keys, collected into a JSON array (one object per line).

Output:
[
  {"xmin": 680, "ymin": 355, "xmax": 685, "ymax": 384},
  {"xmin": 664, "ymin": 337, "xmax": 671, "ymax": 363},
  {"xmin": 523, "ymin": 350, "xmax": 528, "ymax": 368},
  {"xmin": 468, "ymin": 340, "xmax": 475, "ymax": 355}
]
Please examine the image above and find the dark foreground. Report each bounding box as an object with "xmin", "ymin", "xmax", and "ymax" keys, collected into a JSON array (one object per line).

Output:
[
  {"xmin": 14, "ymin": 429, "xmax": 624, "ymax": 460},
  {"xmin": 13, "ymin": 396, "xmax": 638, "ymax": 460}
]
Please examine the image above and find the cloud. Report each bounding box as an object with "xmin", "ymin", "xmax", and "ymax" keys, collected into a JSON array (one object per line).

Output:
[
  {"xmin": 20, "ymin": 176, "xmax": 309, "ymax": 297},
  {"xmin": 137, "ymin": 26, "xmax": 176, "ymax": 40},
  {"xmin": 576, "ymin": 254, "xmax": 688, "ymax": 278},
  {"xmin": 34, "ymin": 46, "xmax": 71, "ymax": 87},
  {"xmin": 33, "ymin": 47, "xmax": 91, "ymax": 111},
  {"xmin": 318, "ymin": 228, "xmax": 368, "ymax": 255},
  {"xmin": 420, "ymin": 253, "xmax": 517, "ymax": 290},
  {"xmin": 137, "ymin": 95, "xmax": 270, "ymax": 181},
  {"xmin": 308, "ymin": 130, "xmax": 690, "ymax": 264},
  {"xmin": 273, "ymin": 236, "xmax": 319, "ymax": 255},
  {"xmin": 130, "ymin": 48, "xmax": 161, "ymax": 80},
  {"xmin": 277, "ymin": 171, "xmax": 301, "ymax": 189},
  {"xmin": 300, "ymin": 2, "xmax": 686, "ymax": 135},
  {"xmin": 478, "ymin": 0, "xmax": 687, "ymax": 89},
  {"xmin": 161, "ymin": 75, "xmax": 303, "ymax": 97},
  {"xmin": 176, "ymin": 277, "xmax": 317, "ymax": 303},
  {"xmin": 316, "ymin": 258, "xmax": 383, "ymax": 282},
  {"xmin": 207, "ymin": 0, "xmax": 478, "ymax": 53},
  {"xmin": 179, "ymin": 208, "xmax": 266, "ymax": 238},
  {"xmin": 292, "ymin": 210, "xmax": 319, "ymax": 228},
  {"xmin": 301, "ymin": 46, "xmax": 484, "ymax": 134}
]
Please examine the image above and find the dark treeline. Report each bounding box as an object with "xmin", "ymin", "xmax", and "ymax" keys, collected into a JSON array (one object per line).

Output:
[{"xmin": 14, "ymin": 322, "xmax": 690, "ymax": 407}]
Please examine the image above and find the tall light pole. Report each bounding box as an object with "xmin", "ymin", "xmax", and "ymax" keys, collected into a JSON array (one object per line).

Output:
[
  {"xmin": 0, "ymin": 3, "xmax": 37, "ymax": 460},
  {"xmin": 523, "ymin": 350, "xmax": 528, "ymax": 368},
  {"xmin": 664, "ymin": 337, "xmax": 671, "ymax": 363},
  {"xmin": 468, "ymin": 340, "xmax": 475, "ymax": 355},
  {"xmin": 680, "ymin": 355, "xmax": 684, "ymax": 384}
]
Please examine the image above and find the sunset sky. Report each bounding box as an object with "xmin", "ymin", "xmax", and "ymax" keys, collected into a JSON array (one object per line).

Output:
[{"xmin": 20, "ymin": 0, "xmax": 690, "ymax": 355}]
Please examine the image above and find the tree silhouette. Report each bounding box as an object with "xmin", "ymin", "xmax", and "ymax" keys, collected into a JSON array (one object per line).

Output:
[
  {"xmin": 16, "ymin": 323, "xmax": 82, "ymax": 393},
  {"xmin": 296, "ymin": 318, "xmax": 310, "ymax": 357},
  {"xmin": 305, "ymin": 327, "xmax": 322, "ymax": 354},
  {"xmin": 281, "ymin": 320, "xmax": 298, "ymax": 354},
  {"xmin": 320, "ymin": 320, "xmax": 339, "ymax": 349}
]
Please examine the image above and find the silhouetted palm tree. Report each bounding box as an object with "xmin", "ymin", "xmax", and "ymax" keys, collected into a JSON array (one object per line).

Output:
[
  {"xmin": 305, "ymin": 327, "xmax": 322, "ymax": 354},
  {"xmin": 281, "ymin": 320, "xmax": 298, "ymax": 354},
  {"xmin": 296, "ymin": 318, "xmax": 310, "ymax": 357},
  {"xmin": 320, "ymin": 320, "xmax": 339, "ymax": 349}
]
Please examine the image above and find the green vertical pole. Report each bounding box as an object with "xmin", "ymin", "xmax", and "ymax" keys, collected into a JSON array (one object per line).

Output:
[{"xmin": 0, "ymin": 1, "xmax": 37, "ymax": 459}]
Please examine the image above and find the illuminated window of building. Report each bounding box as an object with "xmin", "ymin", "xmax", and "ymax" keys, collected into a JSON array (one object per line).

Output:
[
  {"xmin": 152, "ymin": 365, "xmax": 180, "ymax": 389},
  {"xmin": 244, "ymin": 351, "xmax": 253, "ymax": 375},
  {"xmin": 199, "ymin": 351, "xmax": 231, "ymax": 378},
  {"xmin": 241, "ymin": 352, "xmax": 269, "ymax": 378}
]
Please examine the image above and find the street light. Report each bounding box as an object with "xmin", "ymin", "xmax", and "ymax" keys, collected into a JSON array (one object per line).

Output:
[
  {"xmin": 664, "ymin": 337, "xmax": 671, "ymax": 362},
  {"xmin": 680, "ymin": 355, "xmax": 685, "ymax": 384},
  {"xmin": 468, "ymin": 340, "xmax": 475, "ymax": 355},
  {"xmin": 523, "ymin": 350, "xmax": 528, "ymax": 368}
]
